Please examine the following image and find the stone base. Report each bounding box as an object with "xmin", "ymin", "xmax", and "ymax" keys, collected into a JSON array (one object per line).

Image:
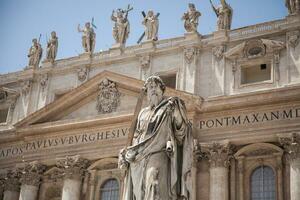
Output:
[
  {"xmin": 41, "ymin": 60, "xmax": 54, "ymax": 68},
  {"xmin": 212, "ymin": 30, "xmax": 229, "ymax": 43},
  {"xmin": 109, "ymin": 43, "xmax": 125, "ymax": 56},
  {"xmin": 184, "ymin": 32, "xmax": 202, "ymax": 41},
  {"xmin": 141, "ymin": 40, "xmax": 156, "ymax": 49},
  {"xmin": 286, "ymin": 13, "xmax": 300, "ymax": 23}
]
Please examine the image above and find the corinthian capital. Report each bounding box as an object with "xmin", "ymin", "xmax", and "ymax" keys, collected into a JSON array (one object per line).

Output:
[
  {"xmin": 203, "ymin": 142, "xmax": 233, "ymax": 168},
  {"xmin": 56, "ymin": 155, "xmax": 90, "ymax": 180},
  {"xmin": 279, "ymin": 133, "xmax": 300, "ymax": 163},
  {"xmin": 19, "ymin": 161, "xmax": 46, "ymax": 186},
  {"xmin": 4, "ymin": 169, "xmax": 20, "ymax": 191}
]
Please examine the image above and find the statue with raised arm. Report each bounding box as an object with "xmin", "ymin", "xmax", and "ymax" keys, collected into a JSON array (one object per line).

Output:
[
  {"xmin": 78, "ymin": 22, "xmax": 96, "ymax": 53},
  {"xmin": 119, "ymin": 76, "xmax": 193, "ymax": 200},
  {"xmin": 210, "ymin": 0, "xmax": 233, "ymax": 30},
  {"xmin": 45, "ymin": 31, "xmax": 58, "ymax": 63},
  {"xmin": 142, "ymin": 10, "xmax": 159, "ymax": 41},
  {"xmin": 285, "ymin": 0, "xmax": 300, "ymax": 15},
  {"xmin": 111, "ymin": 5, "xmax": 132, "ymax": 45},
  {"xmin": 182, "ymin": 3, "xmax": 201, "ymax": 33},
  {"xmin": 28, "ymin": 38, "xmax": 42, "ymax": 68}
]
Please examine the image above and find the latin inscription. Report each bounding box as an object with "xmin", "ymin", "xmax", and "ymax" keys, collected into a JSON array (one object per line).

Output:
[
  {"xmin": 198, "ymin": 108, "xmax": 300, "ymax": 129},
  {"xmin": 0, "ymin": 127, "xmax": 129, "ymax": 159}
]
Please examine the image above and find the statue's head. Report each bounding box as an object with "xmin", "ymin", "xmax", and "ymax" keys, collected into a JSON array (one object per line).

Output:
[
  {"xmin": 148, "ymin": 10, "xmax": 154, "ymax": 17},
  {"xmin": 144, "ymin": 76, "xmax": 166, "ymax": 107},
  {"xmin": 85, "ymin": 22, "xmax": 91, "ymax": 28},
  {"xmin": 117, "ymin": 9, "xmax": 123, "ymax": 18},
  {"xmin": 51, "ymin": 31, "xmax": 56, "ymax": 37},
  {"xmin": 188, "ymin": 3, "xmax": 196, "ymax": 11},
  {"xmin": 32, "ymin": 38, "xmax": 38, "ymax": 44}
]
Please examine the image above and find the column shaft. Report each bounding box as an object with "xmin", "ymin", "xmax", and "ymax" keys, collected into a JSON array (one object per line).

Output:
[
  {"xmin": 62, "ymin": 179, "xmax": 81, "ymax": 200},
  {"xmin": 290, "ymin": 158, "xmax": 300, "ymax": 200},
  {"xmin": 3, "ymin": 190, "xmax": 20, "ymax": 200},
  {"xmin": 209, "ymin": 167, "xmax": 228, "ymax": 200},
  {"xmin": 19, "ymin": 184, "xmax": 39, "ymax": 200}
]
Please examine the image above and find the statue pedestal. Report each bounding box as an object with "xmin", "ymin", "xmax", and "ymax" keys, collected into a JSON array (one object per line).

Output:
[
  {"xmin": 141, "ymin": 40, "xmax": 156, "ymax": 49},
  {"xmin": 110, "ymin": 43, "xmax": 124, "ymax": 56},
  {"xmin": 184, "ymin": 32, "xmax": 201, "ymax": 41},
  {"xmin": 286, "ymin": 13, "xmax": 300, "ymax": 23},
  {"xmin": 41, "ymin": 60, "xmax": 53, "ymax": 68},
  {"xmin": 213, "ymin": 30, "xmax": 229, "ymax": 43}
]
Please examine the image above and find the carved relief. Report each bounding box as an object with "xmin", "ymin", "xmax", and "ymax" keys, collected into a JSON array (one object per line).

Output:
[
  {"xmin": 40, "ymin": 74, "xmax": 49, "ymax": 92},
  {"xmin": 56, "ymin": 155, "xmax": 90, "ymax": 180},
  {"xmin": 77, "ymin": 67, "xmax": 89, "ymax": 82},
  {"xmin": 139, "ymin": 55, "xmax": 151, "ymax": 69},
  {"xmin": 212, "ymin": 45, "xmax": 226, "ymax": 60},
  {"xmin": 243, "ymin": 39, "xmax": 266, "ymax": 59},
  {"xmin": 19, "ymin": 161, "xmax": 46, "ymax": 186},
  {"xmin": 43, "ymin": 167, "xmax": 64, "ymax": 183},
  {"xmin": 287, "ymin": 30, "xmax": 300, "ymax": 48},
  {"xmin": 279, "ymin": 133, "xmax": 300, "ymax": 163},
  {"xmin": 204, "ymin": 143, "xmax": 233, "ymax": 168},
  {"xmin": 184, "ymin": 47, "xmax": 198, "ymax": 64},
  {"xmin": 96, "ymin": 79, "xmax": 121, "ymax": 113},
  {"xmin": 21, "ymin": 80, "xmax": 32, "ymax": 96}
]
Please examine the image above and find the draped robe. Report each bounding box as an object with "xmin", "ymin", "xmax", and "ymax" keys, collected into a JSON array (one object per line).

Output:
[{"xmin": 121, "ymin": 97, "xmax": 193, "ymax": 200}]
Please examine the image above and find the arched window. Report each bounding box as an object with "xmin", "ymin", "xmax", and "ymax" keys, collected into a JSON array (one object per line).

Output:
[
  {"xmin": 100, "ymin": 178, "xmax": 119, "ymax": 200},
  {"xmin": 251, "ymin": 165, "xmax": 276, "ymax": 200}
]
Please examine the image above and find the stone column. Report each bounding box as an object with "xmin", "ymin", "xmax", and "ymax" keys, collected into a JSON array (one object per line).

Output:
[
  {"xmin": 236, "ymin": 156, "xmax": 244, "ymax": 200},
  {"xmin": 204, "ymin": 143, "xmax": 232, "ymax": 200},
  {"xmin": 18, "ymin": 162, "xmax": 46, "ymax": 200},
  {"xmin": 3, "ymin": 170, "xmax": 20, "ymax": 200},
  {"xmin": 279, "ymin": 133, "xmax": 300, "ymax": 200},
  {"xmin": 56, "ymin": 155, "xmax": 90, "ymax": 200},
  {"xmin": 87, "ymin": 170, "xmax": 97, "ymax": 200}
]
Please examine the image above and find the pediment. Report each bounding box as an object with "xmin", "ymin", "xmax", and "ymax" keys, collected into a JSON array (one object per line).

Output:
[{"xmin": 15, "ymin": 70, "xmax": 202, "ymax": 129}]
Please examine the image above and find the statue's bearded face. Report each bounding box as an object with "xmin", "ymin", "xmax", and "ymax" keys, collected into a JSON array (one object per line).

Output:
[{"xmin": 147, "ymin": 81, "xmax": 163, "ymax": 107}]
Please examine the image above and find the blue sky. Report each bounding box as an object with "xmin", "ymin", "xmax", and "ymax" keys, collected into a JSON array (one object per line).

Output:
[{"xmin": 0, "ymin": 0, "xmax": 287, "ymax": 74}]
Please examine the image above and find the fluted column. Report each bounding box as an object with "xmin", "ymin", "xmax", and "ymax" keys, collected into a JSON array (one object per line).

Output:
[
  {"xmin": 3, "ymin": 170, "xmax": 20, "ymax": 200},
  {"xmin": 204, "ymin": 143, "xmax": 232, "ymax": 200},
  {"xmin": 279, "ymin": 133, "xmax": 300, "ymax": 200},
  {"xmin": 18, "ymin": 162, "xmax": 46, "ymax": 200},
  {"xmin": 57, "ymin": 155, "xmax": 90, "ymax": 200}
]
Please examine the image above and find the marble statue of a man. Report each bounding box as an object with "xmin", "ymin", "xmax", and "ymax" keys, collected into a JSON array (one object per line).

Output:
[
  {"xmin": 46, "ymin": 31, "xmax": 58, "ymax": 63},
  {"xmin": 142, "ymin": 10, "xmax": 159, "ymax": 41},
  {"xmin": 78, "ymin": 22, "xmax": 96, "ymax": 53},
  {"xmin": 210, "ymin": 0, "xmax": 233, "ymax": 30},
  {"xmin": 119, "ymin": 76, "xmax": 193, "ymax": 200},
  {"xmin": 285, "ymin": 0, "xmax": 300, "ymax": 15},
  {"xmin": 111, "ymin": 9, "xmax": 130, "ymax": 45},
  {"xmin": 182, "ymin": 3, "xmax": 201, "ymax": 33},
  {"xmin": 28, "ymin": 38, "xmax": 43, "ymax": 68}
]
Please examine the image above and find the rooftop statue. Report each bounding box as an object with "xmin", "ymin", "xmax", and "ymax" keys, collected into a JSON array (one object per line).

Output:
[
  {"xmin": 210, "ymin": 0, "xmax": 233, "ymax": 31},
  {"xmin": 77, "ymin": 22, "xmax": 96, "ymax": 54},
  {"xmin": 111, "ymin": 5, "xmax": 133, "ymax": 46},
  {"xmin": 182, "ymin": 3, "xmax": 201, "ymax": 33},
  {"xmin": 119, "ymin": 76, "xmax": 193, "ymax": 200},
  {"xmin": 142, "ymin": 10, "xmax": 159, "ymax": 41},
  {"xmin": 285, "ymin": 0, "xmax": 300, "ymax": 15},
  {"xmin": 27, "ymin": 38, "xmax": 43, "ymax": 68},
  {"xmin": 45, "ymin": 31, "xmax": 58, "ymax": 63}
]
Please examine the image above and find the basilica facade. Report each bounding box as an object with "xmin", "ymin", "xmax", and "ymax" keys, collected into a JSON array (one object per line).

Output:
[{"xmin": 0, "ymin": 2, "xmax": 300, "ymax": 200}]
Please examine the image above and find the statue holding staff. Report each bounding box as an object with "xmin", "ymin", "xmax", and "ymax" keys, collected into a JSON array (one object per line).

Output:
[
  {"xmin": 209, "ymin": 0, "xmax": 233, "ymax": 31},
  {"xmin": 111, "ymin": 5, "xmax": 132, "ymax": 45},
  {"xmin": 142, "ymin": 10, "xmax": 159, "ymax": 41},
  {"xmin": 78, "ymin": 22, "xmax": 96, "ymax": 53},
  {"xmin": 28, "ymin": 37, "xmax": 43, "ymax": 68}
]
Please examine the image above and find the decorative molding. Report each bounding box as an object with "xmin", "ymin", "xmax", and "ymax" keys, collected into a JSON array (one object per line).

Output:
[
  {"xmin": 287, "ymin": 30, "xmax": 300, "ymax": 48},
  {"xmin": 184, "ymin": 47, "xmax": 199, "ymax": 64},
  {"xmin": 279, "ymin": 133, "xmax": 300, "ymax": 163},
  {"xmin": 212, "ymin": 45, "xmax": 226, "ymax": 60},
  {"xmin": 203, "ymin": 142, "xmax": 233, "ymax": 168},
  {"xmin": 244, "ymin": 149, "xmax": 277, "ymax": 157},
  {"xmin": 40, "ymin": 74, "xmax": 49, "ymax": 92},
  {"xmin": 56, "ymin": 155, "xmax": 90, "ymax": 180},
  {"xmin": 19, "ymin": 161, "xmax": 46, "ymax": 186},
  {"xmin": 4, "ymin": 170, "xmax": 20, "ymax": 191},
  {"xmin": 21, "ymin": 80, "xmax": 32, "ymax": 96},
  {"xmin": 244, "ymin": 39, "xmax": 266, "ymax": 59},
  {"xmin": 43, "ymin": 167, "xmax": 64, "ymax": 183},
  {"xmin": 96, "ymin": 78, "xmax": 121, "ymax": 114},
  {"xmin": 139, "ymin": 55, "xmax": 151, "ymax": 69},
  {"xmin": 77, "ymin": 66, "xmax": 89, "ymax": 82}
]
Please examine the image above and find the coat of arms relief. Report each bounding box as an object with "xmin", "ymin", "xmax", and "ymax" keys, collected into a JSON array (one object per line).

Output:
[{"xmin": 96, "ymin": 78, "xmax": 121, "ymax": 113}]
